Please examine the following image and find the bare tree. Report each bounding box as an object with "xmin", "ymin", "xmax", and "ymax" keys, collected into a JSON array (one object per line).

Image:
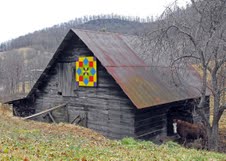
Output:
[
  {"xmin": 1, "ymin": 51, "xmax": 25, "ymax": 94},
  {"xmin": 143, "ymin": 0, "xmax": 226, "ymax": 151}
]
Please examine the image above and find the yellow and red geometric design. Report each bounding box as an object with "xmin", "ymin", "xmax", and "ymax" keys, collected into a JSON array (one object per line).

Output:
[{"xmin": 75, "ymin": 56, "xmax": 97, "ymax": 87}]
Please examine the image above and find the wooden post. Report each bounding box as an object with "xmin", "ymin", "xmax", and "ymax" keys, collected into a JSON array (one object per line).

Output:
[{"xmin": 48, "ymin": 112, "xmax": 56, "ymax": 123}]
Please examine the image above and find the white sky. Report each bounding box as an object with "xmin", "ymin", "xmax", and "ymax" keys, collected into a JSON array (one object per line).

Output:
[{"xmin": 0, "ymin": 0, "xmax": 188, "ymax": 43}]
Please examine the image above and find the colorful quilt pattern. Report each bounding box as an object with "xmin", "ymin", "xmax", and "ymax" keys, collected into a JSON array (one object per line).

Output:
[{"xmin": 75, "ymin": 56, "xmax": 97, "ymax": 87}]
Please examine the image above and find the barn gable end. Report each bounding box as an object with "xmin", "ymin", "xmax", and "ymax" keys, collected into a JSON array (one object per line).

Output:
[{"xmin": 13, "ymin": 30, "xmax": 137, "ymax": 139}]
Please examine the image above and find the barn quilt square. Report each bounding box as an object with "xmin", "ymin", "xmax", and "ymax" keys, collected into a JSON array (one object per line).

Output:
[{"xmin": 75, "ymin": 56, "xmax": 97, "ymax": 87}]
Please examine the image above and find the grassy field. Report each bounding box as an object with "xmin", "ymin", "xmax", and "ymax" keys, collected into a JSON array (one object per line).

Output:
[{"xmin": 0, "ymin": 106, "xmax": 226, "ymax": 161}]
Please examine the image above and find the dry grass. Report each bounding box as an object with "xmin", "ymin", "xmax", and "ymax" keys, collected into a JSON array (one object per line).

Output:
[
  {"xmin": 0, "ymin": 115, "xmax": 225, "ymax": 160},
  {"xmin": 0, "ymin": 103, "xmax": 13, "ymax": 117}
]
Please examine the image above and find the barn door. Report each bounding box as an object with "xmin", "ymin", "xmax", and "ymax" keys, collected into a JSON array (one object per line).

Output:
[{"xmin": 58, "ymin": 63, "xmax": 76, "ymax": 96}]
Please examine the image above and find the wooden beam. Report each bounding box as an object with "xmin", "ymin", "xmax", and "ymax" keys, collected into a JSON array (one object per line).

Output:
[
  {"xmin": 136, "ymin": 129, "xmax": 162, "ymax": 139},
  {"xmin": 76, "ymin": 118, "xmax": 82, "ymax": 125},
  {"xmin": 23, "ymin": 103, "xmax": 67, "ymax": 120},
  {"xmin": 48, "ymin": 112, "xmax": 56, "ymax": 123}
]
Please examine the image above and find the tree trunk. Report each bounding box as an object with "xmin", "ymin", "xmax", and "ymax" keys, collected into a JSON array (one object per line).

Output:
[
  {"xmin": 22, "ymin": 81, "xmax": 25, "ymax": 93},
  {"xmin": 208, "ymin": 124, "xmax": 219, "ymax": 151}
]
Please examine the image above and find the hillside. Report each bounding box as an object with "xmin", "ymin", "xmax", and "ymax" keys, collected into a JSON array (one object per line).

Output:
[
  {"xmin": 0, "ymin": 17, "xmax": 150, "ymax": 53},
  {"xmin": 77, "ymin": 19, "xmax": 149, "ymax": 35},
  {"xmin": 0, "ymin": 106, "xmax": 225, "ymax": 160}
]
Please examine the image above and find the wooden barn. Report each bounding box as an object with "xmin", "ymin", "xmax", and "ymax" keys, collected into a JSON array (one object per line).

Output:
[{"xmin": 6, "ymin": 29, "xmax": 209, "ymax": 140}]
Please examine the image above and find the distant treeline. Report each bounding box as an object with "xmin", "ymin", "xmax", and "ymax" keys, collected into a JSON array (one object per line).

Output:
[{"xmin": 0, "ymin": 14, "xmax": 154, "ymax": 52}]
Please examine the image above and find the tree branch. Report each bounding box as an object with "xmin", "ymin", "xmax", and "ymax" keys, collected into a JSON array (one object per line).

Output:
[
  {"xmin": 191, "ymin": 0, "xmax": 202, "ymax": 15},
  {"xmin": 220, "ymin": 87, "xmax": 226, "ymax": 93},
  {"xmin": 220, "ymin": 103, "xmax": 226, "ymax": 110},
  {"xmin": 218, "ymin": 56, "xmax": 226, "ymax": 69},
  {"xmin": 171, "ymin": 55, "xmax": 200, "ymax": 67},
  {"xmin": 217, "ymin": 103, "xmax": 226, "ymax": 123},
  {"xmin": 170, "ymin": 25, "xmax": 197, "ymax": 47}
]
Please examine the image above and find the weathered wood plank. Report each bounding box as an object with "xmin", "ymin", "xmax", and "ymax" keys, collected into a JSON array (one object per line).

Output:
[
  {"xmin": 23, "ymin": 103, "xmax": 67, "ymax": 120},
  {"xmin": 136, "ymin": 129, "xmax": 164, "ymax": 139},
  {"xmin": 135, "ymin": 114, "xmax": 166, "ymax": 126}
]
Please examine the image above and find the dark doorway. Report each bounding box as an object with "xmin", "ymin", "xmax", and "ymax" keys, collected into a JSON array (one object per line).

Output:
[{"xmin": 167, "ymin": 105, "xmax": 193, "ymax": 136}]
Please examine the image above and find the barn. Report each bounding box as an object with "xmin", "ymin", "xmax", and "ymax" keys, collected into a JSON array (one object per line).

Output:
[{"xmin": 6, "ymin": 29, "xmax": 209, "ymax": 140}]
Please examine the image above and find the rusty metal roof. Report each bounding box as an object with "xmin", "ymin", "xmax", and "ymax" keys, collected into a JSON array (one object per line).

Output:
[
  {"xmin": 72, "ymin": 29, "xmax": 203, "ymax": 109},
  {"xmin": 73, "ymin": 29, "xmax": 146, "ymax": 67},
  {"xmin": 106, "ymin": 66, "xmax": 202, "ymax": 109}
]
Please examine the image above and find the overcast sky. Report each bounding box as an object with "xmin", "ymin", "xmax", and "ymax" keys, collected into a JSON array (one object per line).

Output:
[{"xmin": 0, "ymin": 0, "xmax": 188, "ymax": 43}]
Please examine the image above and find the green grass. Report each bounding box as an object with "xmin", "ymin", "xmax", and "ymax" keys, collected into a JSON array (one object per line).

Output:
[{"xmin": 0, "ymin": 116, "xmax": 225, "ymax": 161}]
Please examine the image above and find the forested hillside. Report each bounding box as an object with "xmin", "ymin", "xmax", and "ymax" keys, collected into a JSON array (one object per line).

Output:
[{"xmin": 0, "ymin": 15, "xmax": 152, "ymax": 52}]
